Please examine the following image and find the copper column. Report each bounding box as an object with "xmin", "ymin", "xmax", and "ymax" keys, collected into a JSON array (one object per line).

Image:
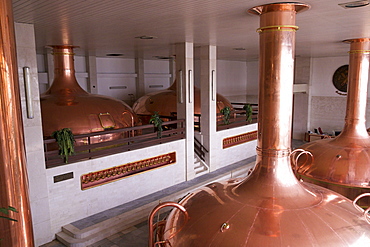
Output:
[
  {"xmin": 341, "ymin": 38, "xmax": 370, "ymax": 139},
  {"xmin": 0, "ymin": 0, "xmax": 34, "ymax": 246},
  {"xmin": 44, "ymin": 45, "xmax": 86, "ymax": 96}
]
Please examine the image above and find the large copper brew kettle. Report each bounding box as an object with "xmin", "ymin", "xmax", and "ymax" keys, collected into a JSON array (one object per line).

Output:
[
  {"xmin": 132, "ymin": 80, "xmax": 234, "ymax": 124},
  {"xmin": 40, "ymin": 45, "xmax": 140, "ymax": 143},
  {"xmin": 148, "ymin": 3, "xmax": 370, "ymax": 246},
  {"xmin": 295, "ymin": 38, "xmax": 370, "ymax": 205}
]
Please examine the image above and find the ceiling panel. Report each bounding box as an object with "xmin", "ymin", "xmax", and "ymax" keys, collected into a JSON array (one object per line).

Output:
[{"xmin": 11, "ymin": 0, "xmax": 370, "ymax": 61}]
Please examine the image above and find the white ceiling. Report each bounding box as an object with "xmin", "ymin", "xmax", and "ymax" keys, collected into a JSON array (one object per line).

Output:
[{"xmin": 11, "ymin": 0, "xmax": 370, "ymax": 61}]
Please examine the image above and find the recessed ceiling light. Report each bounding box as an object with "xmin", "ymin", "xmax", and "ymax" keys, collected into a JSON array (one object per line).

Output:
[
  {"xmin": 339, "ymin": 0, "xmax": 369, "ymax": 8},
  {"xmin": 106, "ymin": 53, "xmax": 124, "ymax": 57},
  {"xmin": 135, "ymin": 35, "xmax": 158, "ymax": 40},
  {"xmin": 233, "ymin": 47, "xmax": 246, "ymax": 51}
]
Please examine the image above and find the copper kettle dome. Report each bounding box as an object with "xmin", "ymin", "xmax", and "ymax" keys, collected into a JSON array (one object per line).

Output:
[
  {"xmin": 148, "ymin": 3, "xmax": 370, "ymax": 246},
  {"xmin": 40, "ymin": 45, "xmax": 140, "ymax": 141},
  {"xmin": 132, "ymin": 80, "xmax": 234, "ymax": 124},
  {"xmin": 295, "ymin": 38, "xmax": 370, "ymax": 205}
]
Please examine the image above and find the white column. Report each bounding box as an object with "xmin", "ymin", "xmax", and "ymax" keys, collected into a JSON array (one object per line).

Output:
[
  {"xmin": 46, "ymin": 52, "xmax": 54, "ymax": 89},
  {"xmin": 87, "ymin": 55, "xmax": 98, "ymax": 94},
  {"xmin": 169, "ymin": 57, "xmax": 176, "ymax": 85},
  {"xmin": 15, "ymin": 23, "xmax": 53, "ymax": 246},
  {"xmin": 176, "ymin": 42, "xmax": 195, "ymax": 180},
  {"xmin": 200, "ymin": 45, "xmax": 217, "ymax": 171},
  {"xmin": 135, "ymin": 51, "xmax": 145, "ymax": 99}
]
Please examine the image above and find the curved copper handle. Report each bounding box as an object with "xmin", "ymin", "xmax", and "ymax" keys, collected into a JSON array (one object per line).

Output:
[
  {"xmin": 148, "ymin": 201, "xmax": 189, "ymax": 247},
  {"xmin": 353, "ymin": 193, "xmax": 370, "ymax": 224},
  {"xmin": 290, "ymin": 148, "xmax": 313, "ymax": 172}
]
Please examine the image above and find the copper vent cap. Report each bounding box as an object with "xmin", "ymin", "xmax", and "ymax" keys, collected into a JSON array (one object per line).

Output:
[
  {"xmin": 41, "ymin": 45, "xmax": 140, "ymax": 140},
  {"xmin": 148, "ymin": 3, "xmax": 370, "ymax": 246},
  {"xmin": 295, "ymin": 38, "xmax": 370, "ymax": 205}
]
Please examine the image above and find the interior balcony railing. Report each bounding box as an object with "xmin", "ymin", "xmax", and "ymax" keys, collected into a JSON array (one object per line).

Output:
[
  {"xmin": 194, "ymin": 103, "xmax": 258, "ymax": 132},
  {"xmin": 44, "ymin": 119, "xmax": 185, "ymax": 168}
]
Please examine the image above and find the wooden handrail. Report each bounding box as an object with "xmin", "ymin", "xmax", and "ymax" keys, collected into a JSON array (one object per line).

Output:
[{"xmin": 44, "ymin": 119, "xmax": 186, "ymax": 168}]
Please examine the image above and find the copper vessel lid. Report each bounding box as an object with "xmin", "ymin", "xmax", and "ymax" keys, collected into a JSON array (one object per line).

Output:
[
  {"xmin": 154, "ymin": 3, "xmax": 370, "ymax": 246},
  {"xmin": 41, "ymin": 45, "xmax": 139, "ymax": 137},
  {"xmin": 297, "ymin": 38, "xmax": 370, "ymax": 187},
  {"xmin": 132, "ymin": 80, "xmax": 233, "ymax": 119}
]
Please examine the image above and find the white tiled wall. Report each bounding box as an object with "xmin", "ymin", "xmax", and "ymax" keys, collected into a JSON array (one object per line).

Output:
[
  {"xmin": 45, "ymin": 140, "xmax": 186, "ymax": 237},
  {"xmin": 15, "ymin": 23, "xmax": 53, "ymax": 246},
  {"xmin": 214, "ymin": 123, "xmax": 258, "ymax": 170},
  {"xmin": 309, "ymin": 56, "xmax": 370, "ymax": 132}
]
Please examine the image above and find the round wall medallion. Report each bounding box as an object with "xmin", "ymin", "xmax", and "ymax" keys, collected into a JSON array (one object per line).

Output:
[{"xmin": 332, "ymin": 65, "xmax": 349, "ymax": 92}]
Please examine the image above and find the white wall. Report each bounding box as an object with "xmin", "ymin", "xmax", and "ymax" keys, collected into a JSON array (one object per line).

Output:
[
  {"xmin": 309, "ymin": 56, "xmax": 352, "ymax": 133},
  {"xmin": 217, "ymin": 60, "xmax": 248, "ymax": 103},
  {"xmin": 37, "ymin": 56, "xmax": 172, "ymax": 105},
  {"xmin": 311, "ymin": 56, "xmax": 349, "ymax": 97},
  {"xmin": 214, "ymin": 124, "xmax": 258, "ymax": 170},
  {"xmin": 15, "ymin": 23, "xmax": 53, "ymax": 246},
  {"xmin": 46, "ymin": 140, "xmax": 186, "ymax": 236}
]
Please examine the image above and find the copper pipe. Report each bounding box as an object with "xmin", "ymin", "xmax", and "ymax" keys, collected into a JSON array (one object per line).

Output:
[
  {"xmin": 0, "ymin": 0, "xmax": 34, "ymax": 246},
  {"xmin": 236, "ymin": 3, "xmax": 309, "ymax": 195},
  {"xmin": 340, "ymin": 38, "xmax": 370, "ymax": 139},
  {"xmin": 44, "ymin": 45, "xmax": 86, "ymax": 96},
  {"xmin": 148, "ymin": 202, "xmax": 188, "ymax": 247}
]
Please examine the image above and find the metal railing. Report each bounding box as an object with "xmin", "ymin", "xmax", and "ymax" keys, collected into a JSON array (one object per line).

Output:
[
  {"xmin": 44, "ymin": 119, "xmax": 185, "ymax": 168},
  {"xmin": 194, "ymin": 137, "xmax": 208, "ymax": 162}
]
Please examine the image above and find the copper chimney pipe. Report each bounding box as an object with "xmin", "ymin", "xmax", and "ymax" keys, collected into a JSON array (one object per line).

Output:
[
  {"xmin": 148, "ymin": 3, "xmax": 370, "ymax": 246},
  {"xmin": 296, "ymin": 38, "xmax": 370, "ymax": 206},
  {"xmin": 0, "ymin": 0, "xmax": 34, "ymax": 246}
]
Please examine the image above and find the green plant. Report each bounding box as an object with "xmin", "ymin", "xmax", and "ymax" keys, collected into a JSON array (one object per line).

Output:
[
  {"xmin": 51, "ymin": 128, "xmax": 75, "ymax": 163},
  {"xmin": 0, "ymin": 206, "xmax": 17, "ymax": 242},
  {"xmin": 220, "ymin": 106, "xmax": 231, "ymax": 125},
  {"xmin": 243, "ymin": 104, "xmax": 253, "ymax": 123},
  {"xmin": 0, "ymin": 206, "xmax": 17, "ymax": 222},
  {"xmin": 149, "ymin": 112, "xmax": 163, "ymax": 138}
]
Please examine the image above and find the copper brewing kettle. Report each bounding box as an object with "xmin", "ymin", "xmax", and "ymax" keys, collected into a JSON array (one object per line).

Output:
[
  {"xmin": 40, "ymin": 45, "xmax": 140, "ymax": 143},
  {"xmin": 148, "ymin": 3, "xmax": 370, "ymax": 246},
  {"xmin": 295, "ymin": 38, "xmax": 370, "ymax": 206},
  {"xmin": 132, "ymin": 80, "xmax": 234, "ymax": 124}
]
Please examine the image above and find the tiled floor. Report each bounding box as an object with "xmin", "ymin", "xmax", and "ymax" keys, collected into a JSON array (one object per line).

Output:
[{"xmin": 40, "ymin": 139, "xmax": 306, "ymax": 247}]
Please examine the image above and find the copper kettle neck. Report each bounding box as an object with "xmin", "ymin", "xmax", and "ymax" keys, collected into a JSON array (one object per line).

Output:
[
  {"xmin": 44, "ymin": 45, "xmax": 86, "ymax": 95},
  {"xmin": 240, "ymin": 2, "xmax": 310, "ymax": 194},
  {"xmin": 339, "ymin": 39, "xmax": 370, "ymax": 139},
  {"xmin": 252, "ymin": 3, "xmax": 309, "ymax": 158}
]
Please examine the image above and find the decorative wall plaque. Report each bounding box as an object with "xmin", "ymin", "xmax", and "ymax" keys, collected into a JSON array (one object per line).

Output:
[
  {"xmin": 332, "ymin": 64, "xmax": 348, "ymax": 92},
  {"xmin": 81, "ymin": 152, "xmax": 176, "ymax": 190},
  {"xmin": 223, "ymin": 130, "xmax": 258, "ymax": 149}
]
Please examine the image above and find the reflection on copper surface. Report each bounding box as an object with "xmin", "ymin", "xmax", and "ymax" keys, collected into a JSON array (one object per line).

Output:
[
  {"xmin": 41, "ymin": 45, "xmax": 140, "ymax": 145},
  {"xmin": 149, "ymin": 3, "xmax": 370, "ymax": 246},
  {"xmin": 296, "ymin": 38, "xmax": 370, "ymax": 206},
  {"xmin": 132, "ymin": 80, "xmax": 234, "ymax": 124},
  {"xmin": 0, "ymin": 0, "xmax": 34, "ymax": 246}
]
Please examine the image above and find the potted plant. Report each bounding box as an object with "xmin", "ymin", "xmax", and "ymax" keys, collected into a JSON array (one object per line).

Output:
[
  {"xmin": 220, "ymin": 106, "xmax": 231, "ymax": 125},
  {"xmin": 149, "ymin": 112, "xmax": 163, "ymax": 138},
  {"xmin": 243, "ymin": 104, "xmax": 253, "ymax": 123},
  {"xmin": 52, "ymin": 128, "xmax": 75, "ymax": 163}
]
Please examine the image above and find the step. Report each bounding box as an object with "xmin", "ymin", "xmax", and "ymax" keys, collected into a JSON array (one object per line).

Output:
[{"xmin": 55, "ymin": 157, "xmax": 256, "ymax": 246}]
